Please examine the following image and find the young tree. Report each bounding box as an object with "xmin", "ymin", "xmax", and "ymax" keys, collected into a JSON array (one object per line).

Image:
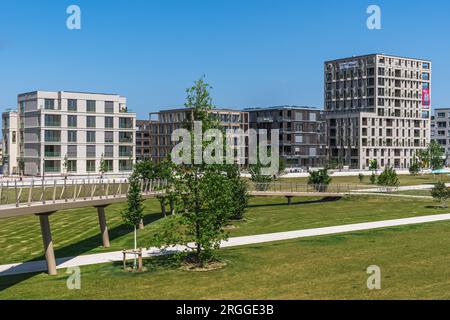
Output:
[
  {"xmin": 99, "ymin": 153, "xmax": 108, "ymax": 179},
  {"xmin": 121, "ymin": 173, "xmax": 144, "ymax": 269},
  {"xmin": 308, "ymin": 168, "xmax": 332, "ymax": 192},
  {"xmin": 151, "ymin": 77, "xmax": 238, "ymax": 268},
  {"xmin": 428, "ymin": 140, "xmax": 445, "ymax": 171},
  {"xmin": 409, "ymin": 157, "xmax": 420, "ymax": 176},
  {"xmin": 63, "ymin": 154, "xmax": 69, "ymax": 179},
  {"xmin": 369, "ymin": 159, "xmax": 378, "ymax": 185},
  {"xmin": 224, "ymin": 164, "xmax": 249, "ymax": 220},
  {"xmin": 377, "ymin": 167, "xmax": 400, "ymax": 192},
  {"xmin": 358, "ymin": 173, "xmax": 364, "ymax": 183},
  {"xmin": 249, "ymin": 158, "xmax": 273, "ymax": 191},
  {"xmin": 431, "ymin": 181, "xmax": 450, "ymax": 208}
]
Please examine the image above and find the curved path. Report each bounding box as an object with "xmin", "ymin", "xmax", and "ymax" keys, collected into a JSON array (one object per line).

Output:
[{"xmin": 2, "ymin": 212, "xmax": 450, "ymax": 277}]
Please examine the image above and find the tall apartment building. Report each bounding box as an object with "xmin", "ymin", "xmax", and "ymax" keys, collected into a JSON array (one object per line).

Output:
[
  {"xmin": 17, "ymin": 91, "xmax": 136, "ymax": 176},
  {"xmin": 149, "ymin": 108, "xmax": 249, "ymax": 163},
  {"xmin": 431, "ymin": 108, "xmax": 450, "ymax": 165},
  {"xmin": 325, "ymin": 54, "xmax": 431, "ymax": 169},
  {"xmin": 136, "ymin": 120, "xmax": 151, "ymax": 162},
  {"xmin": 2, "ymin": 110, "xmax": 19, "ymax": 175},
  {"xmin": 246, "ymin": 106, "xmax": 327, "ymax": 168}
]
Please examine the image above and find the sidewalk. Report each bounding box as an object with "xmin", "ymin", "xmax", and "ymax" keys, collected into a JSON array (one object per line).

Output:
[{"xmin": 2, "ymin": 213, "xmax": 450, "ymax": 277}]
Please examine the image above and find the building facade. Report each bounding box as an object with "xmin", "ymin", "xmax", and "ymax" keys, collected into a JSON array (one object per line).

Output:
[
  {"xmin": 17, "ymin": 91, "xmax": 136, "ymax": 176},
  {"xmin": 136, "ymin": 120, "xmax": 151, "ymax": 162},
  {"xmin": 2, "ymin": 111, "xmax": 19, "ymax": 175},
  {"xmin": 431, "ymin": 108, "xmax": 450, "ymax": 165},
  {"xmin": 246, "ymin": 106, "xmax": 327, "ymax": 168},
  {"xmin": 325, "ymin": 54, "xmax": 431, "ymax": 169},
  {"xmin": 149, "ymin": 108, "xmax": 249, "ymax": 164}
]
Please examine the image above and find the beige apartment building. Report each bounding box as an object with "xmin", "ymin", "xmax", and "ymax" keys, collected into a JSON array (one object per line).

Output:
[
  {"xmin": 149, "ymin": 108, "xmax": 249, "ymax": 164},
  {"xmin": 325, "ymin": 54, "xmax": 431, "ymax": 169},
  {"xmin": 17, "ymin": 91, "xmax": 136, "ymax": 176}
]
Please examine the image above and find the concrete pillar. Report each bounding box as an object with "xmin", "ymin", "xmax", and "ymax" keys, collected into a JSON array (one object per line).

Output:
[
  {"xmin": 37, "ymin": 213, "xmax": 57, "ymax": 276},
  {"xmin": 96, "ymin": 206, "xmax": 110, "ymax": 248},
  {"xmin": 287, "ymin": 196, "xmax": 293, "ymax": 206}
]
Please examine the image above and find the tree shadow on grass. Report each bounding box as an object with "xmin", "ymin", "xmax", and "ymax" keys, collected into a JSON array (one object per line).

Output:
[
  {"xmin": 248, "ymin": 197, "xmax": 342, "ymax": 208},
  {"xmin": 0, "ymin": 211, "xmax": 163, "ymax": 292}
]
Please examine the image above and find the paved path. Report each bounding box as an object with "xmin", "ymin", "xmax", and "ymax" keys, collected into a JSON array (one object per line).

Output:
[{"xmin": 2, "ymin": 213, "xmax": 450, "ymax": 277}]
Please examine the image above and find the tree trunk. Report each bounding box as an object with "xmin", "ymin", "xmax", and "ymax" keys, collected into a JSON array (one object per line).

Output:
[
  {"xmin": 133, "ymin": 225, "xmax": 137, "ymax": 270},
  {"xmin": 169, "ymin": 197, "xmax": 175, "ymax": 215},
  {"xmin": 160, "ymin": 198, "xmax": 166, "ymax": 217}
]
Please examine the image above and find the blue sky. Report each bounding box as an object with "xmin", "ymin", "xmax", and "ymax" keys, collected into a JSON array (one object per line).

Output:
[{"xmin": 0, "ymin": 0, "xmax": 449, "ymax": 119}]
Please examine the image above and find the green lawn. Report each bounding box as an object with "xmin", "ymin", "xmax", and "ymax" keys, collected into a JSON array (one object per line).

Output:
[
  {"xmin": 0, "ymin": 195, "xmax": 448, "ymax": 265},
  {"xmin": 278, "ymin": 174, "xmax": 449, "ymax": 187},
  {"xmin": 2, "ymin": 220, "xmax": 450, "ymax": 299}
]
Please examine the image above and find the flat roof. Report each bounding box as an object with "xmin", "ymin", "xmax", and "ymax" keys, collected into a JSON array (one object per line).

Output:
[
  {"xmin": 324, "ymin": 53, "xmax": 431, "ymax": 64},
  {"xmin": 151, "ymin": 107, "xmax": 246, "ymax": 114},
  {"xmin": 18, "ymin": 90, "xmax": 123, "ymax": 97},
  {"xmin": 244, "ymin": 105, "xmax": 321, "ymax": 111}
]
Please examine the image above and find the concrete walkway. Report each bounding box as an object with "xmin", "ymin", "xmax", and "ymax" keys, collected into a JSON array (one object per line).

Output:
[{"xmin": 2, "ymin": 213, "xmax": 450, "ymax": 277}]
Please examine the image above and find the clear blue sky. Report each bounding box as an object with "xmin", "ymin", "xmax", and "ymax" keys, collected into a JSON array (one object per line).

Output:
[{"xmin": 0, "ymin": 0, "xmax": 449, "ymax": 119}]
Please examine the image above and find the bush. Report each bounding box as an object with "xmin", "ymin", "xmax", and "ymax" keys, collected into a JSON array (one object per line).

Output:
[
  {"xmin": 377, "ymin": 167, "xmax": 400, "ymax": 192},
  {"xmin": 308, "ymin": 169, "xmax": 332, "ymax": 192},
  {"xmin": 358, "ymin": 173, "xmax": 364, "ymax": 183},
  {"xmin": 369, "ymin": 173, "xmax": 377, "ymax": 185},
  {"xmin": 431, "ymin": 181, "xmax": 450, "ymax": 208},
  {"xmin": 409, "ymin": 160, "xmax": 420, "ymax": 176}
]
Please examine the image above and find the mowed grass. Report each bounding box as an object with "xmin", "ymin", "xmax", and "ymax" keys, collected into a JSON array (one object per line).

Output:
[
  {"xmin": 2, "ymin": 221, "xmax": 450, "ymax": 299},
  {"xmin": 0, "ymin": 195, "xmax": 449, "ymax": 265},
  {"xmin": 278, "ymin": 174, "xmax": 449, "ymax": 186}
]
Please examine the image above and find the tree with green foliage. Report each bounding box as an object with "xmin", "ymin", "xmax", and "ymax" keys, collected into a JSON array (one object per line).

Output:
[
  {"xmin": 224, "ymin": 164, "xmax": 249, "ymax": 220},
  {"xmin": 358, "ymin": 173, "xmax": 364, "ymax": 183},
  {"xmin": 121, "ymin": 173, "xmax": 144, "ymax": 270},
  {"xmin": 431, "ymin": 181, "xmax": 450, "ymax": 208},
  {"xmin": 307, "ymin": 169, "xmax": 332, "ymax": 192},
  {"xmin": 377, "ymin": 167, "xmax": 400, "ymax": 192},
  {"xmin": 99, "ymin": 153, "xmax": 108, "ymax": 178},
  {"xmin": 249, "ymin": 157, "xmax": 274, "ymax": 191},
  {"xmin": 417, "ymin": 141, "xmax": 445, "ymax": 172},
  {"xmin": 409, "ymin": 157, "xmax": 420, "ymax": 176},
  {"xmin": 150, "ymin": 77, "xmax": 238, "ymax": 267},
  {"xmin": 278, "ymin": 157, "xmax": 287, "ymax": 176}
]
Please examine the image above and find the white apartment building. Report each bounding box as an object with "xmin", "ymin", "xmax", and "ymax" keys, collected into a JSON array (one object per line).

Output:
[
  {"xmin": 2, "ymin": 111, "xmax": 19, "ymax": 175},
  {"xmin": 431, "ymin": 108, "xmax": 450, "ymax": 165},
  {"xmin": 17, "ymin": 91, "xmax": 136, "ymax": 176},
  {"xmin": 325, "ymin": 54, "xmax": 431, "ymax": 169}
]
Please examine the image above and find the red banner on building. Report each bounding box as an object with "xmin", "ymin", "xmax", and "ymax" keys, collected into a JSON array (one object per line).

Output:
[{"xmin": 422, "ymin": 87, "xmax": 430, "ymax": 108}]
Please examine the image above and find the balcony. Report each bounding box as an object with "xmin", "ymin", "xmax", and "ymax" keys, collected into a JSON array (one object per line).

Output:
[{"xmin": 45, "ymin": 151, "xmax": 61, "ymax": 157}]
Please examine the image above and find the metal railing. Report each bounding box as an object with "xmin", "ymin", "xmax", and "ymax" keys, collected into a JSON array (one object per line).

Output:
[
  {"xmin": 0, "ymin": 178, "xmax": 168, "ymax": 208},
  {"xmin": 248, "ymin": 182, "xmax": 378, "ymax": 194}
]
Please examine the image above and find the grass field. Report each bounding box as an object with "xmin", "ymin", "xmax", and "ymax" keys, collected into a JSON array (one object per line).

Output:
[
  {"xmin": 2, "ymin": 220, "xmax": 450, "ymax": 299},
  {"xmin": 0, "ymin": 195, "xmax": 447, "ymax": 266},
  {"xmin": 278, "ymin": 174, "xmax": 449, "ymax": 187}
]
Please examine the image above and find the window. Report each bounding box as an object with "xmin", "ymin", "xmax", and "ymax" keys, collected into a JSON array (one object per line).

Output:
[
  {"xmin": 86, "ymin": 131, "xmax": 96, "ymax": 143},
  {"xmin": 68, "ymin": 99, "xmax": 77, "ymax": 111},
  {"xmin": 119, "ymin": 160, "xmax": 133, "ymax": 171},
  {"xmin": 86, "ymin": 145, "xmax": 96, "ymax": 158},
  {"xmin": 87, "ymin": 100, "xmax": 96, "ymax": 113},
  {"xmin": 86, "ymin": 160, "xmax": 96, "ymax": 172},
  {"xmin": 105, "ymin": 131, "xmax": 114, "ymax": 143},
  {"xmin": 104, "ymin": 145, "xmax": 114, "ymax": 157},
  {"xmin": 67, "ymin": 145, "xmax": 77, "ymax": 158},
  {"xmin": 422, "ymin": 72, "xmax": 430, "ymax": 80},
  {"xmin": 45, "ymin": 145, "xmax": 61, "ymax": 157},
  {"xmin": 105, "ymin": 117, "xmax": 114, "ymax": 128},
  {"xmin": 87, "ymin": 116, "xmax": 96, "ymax": 128},
  {"xmin": 45, "ymin": 114, "xmax": 61, "ymax": 127},
  {"xmin": 104, "ymin": 160, "xmax": 114, "ymax": 172},
  {"xmin": 12, "ymin": 131, "xmax": 16, "ymax": 143},
  {"xmin": 45, "ymin": 99, "xmax": 55, "ymax": 110},
  {"xmin": 423, "ymin": 62, "xmax": 430, "ymax": 69},
  {"xmin": 44, "ymin": 160, "xmax": 60, "ymax": 173},
  {"xmin": 119, "ymin": 146, "xmax": 133, "ymax": 157},
  {"xmin": 119, "ymin": 132, "xmax": 133, "ymax": 143},
  {"xmin": 119, "ymin": 117, "xmax": 133, "ymax": 129},
  {"xmin": 67, "ymin": 160, "xmax": 77, "ymax": 173},
  {"xmin": 68, "ymin": 130, "xmax": 77, "ymax": 142},
  {"xmin": 68, "ymin": 115, "xmax": 77, "ymax": 127},
  {"xmin": 45, "ymin": 130, "xmax": 61, "ymax": 142},
  {"xmin": 105, "ymin": 101, "xmax": 114, "ymax": 113}
]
